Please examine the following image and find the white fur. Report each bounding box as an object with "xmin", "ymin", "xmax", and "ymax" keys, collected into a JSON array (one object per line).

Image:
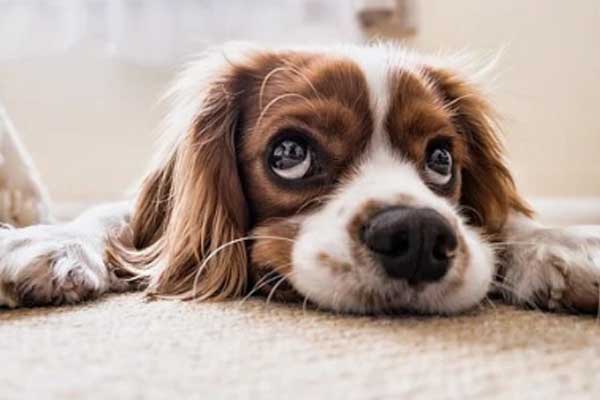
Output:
[
  {"xmin": 0, "ymin": 203, "xmax": 130, "ymax": 307},
  {"xmin": 500, "ymin": 213, "xmax": 600, "ymax": 310},
  {"xmin": 291, "ymin": 136, "xmax": 495, "ymax": 314}
]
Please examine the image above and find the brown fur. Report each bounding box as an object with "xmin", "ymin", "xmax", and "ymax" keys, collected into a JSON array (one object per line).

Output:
[
  {"xmin": 249, "ymin": 219, "xmax": 302, "ymax": 301},
  {"xmin": 107, "ymin": 66, "xmax": 250, "ymax": 300},
  {"xmin": 423, "ymin": 68, "xmax": 532, "ymax": 233},
  {"xmin": 106, "ymin": 47, "xmax": 531, "ymax": 303},
  {"xmin": 106, "ymin": 50, "xmax": 374, "ymax": 301},
  {"xmin": 386, "ymin": 71, "xmax": 467, "ymax": 201},
  {"xmin": 238, "ymin": 56, "xmax": 373, "ymax": 220}
]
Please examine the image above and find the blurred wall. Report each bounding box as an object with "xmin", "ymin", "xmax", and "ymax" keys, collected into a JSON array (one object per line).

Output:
[
  {"xmin": 0, "ymin": 0, "xmax": 598, "ymax": 203},
  {"xmin": 0, "ymin": 53, "xmax": 169, "ymax": 203}
]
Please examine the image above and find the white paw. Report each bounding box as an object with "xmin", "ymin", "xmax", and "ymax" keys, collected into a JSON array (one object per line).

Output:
[
  {"xmin": 0, "ymin": 224, "xmax": 124, "ymax": 308},
  {"xmin": 501, "ymin": 226, "xmax": 600, "ymax": 313}
]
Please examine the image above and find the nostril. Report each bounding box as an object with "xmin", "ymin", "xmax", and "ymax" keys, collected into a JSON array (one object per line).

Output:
[
  {"xmin": 391, "ymin": 231, "xmax": 410, "ymax": 256},
  {"xmin": 376, "ymin": 230, "xmax": 410, "ymax": 256},
  {"xmin": 432, "ymin": 232, "xmax": 457, "ymax": 261},
  {"xmin": 361, "ymin": 218, "xmax": 411, "ymax": 257}
]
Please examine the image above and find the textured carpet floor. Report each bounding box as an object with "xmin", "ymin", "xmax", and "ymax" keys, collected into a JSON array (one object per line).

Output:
[{"xmin": 1, "ymin": 294, "xmax": 599, "ymax": 400}]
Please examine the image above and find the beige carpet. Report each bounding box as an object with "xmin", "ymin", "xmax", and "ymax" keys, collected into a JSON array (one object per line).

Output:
[{"xmin": 1, "ymin": 294, "xmax": 600, "ymax": 400}]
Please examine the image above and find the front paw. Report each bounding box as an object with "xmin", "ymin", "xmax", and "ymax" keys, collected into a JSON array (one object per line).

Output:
[
  {"xmin": 501, "ymin": 226, "xmax": 600, "ymax": 313},
  {"xmin": 0, "ymin": 225, "xmax": 120, "ymax": 308}
]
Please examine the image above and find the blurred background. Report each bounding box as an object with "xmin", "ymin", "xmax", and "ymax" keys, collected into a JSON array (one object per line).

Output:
[{"xmin": 0, "ymin": 0, "xmax": 599, "ymax": 210}]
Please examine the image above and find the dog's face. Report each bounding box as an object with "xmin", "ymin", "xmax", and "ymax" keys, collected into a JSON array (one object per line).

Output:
[{"xmin": 114, "ymin": 44, "xmax": 530, "ymax": 314}]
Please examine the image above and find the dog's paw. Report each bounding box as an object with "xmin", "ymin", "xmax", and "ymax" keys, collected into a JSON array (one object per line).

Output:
[
  {"xmin": 0, "ymin": 224, "xmax": 124, "ymax": 308},
  {"xmin": 501, "ymin": 226, "xmax": 600, "ymax": 313}
]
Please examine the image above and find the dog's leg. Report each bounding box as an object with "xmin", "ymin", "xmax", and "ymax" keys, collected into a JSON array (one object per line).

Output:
[
  {"xmin": 497, "ymin": 213, "xmax": 600, "ymax": 313},
  {"xmin": 0, "ymin": 202, "xmax": 132, "ymax": 308}
]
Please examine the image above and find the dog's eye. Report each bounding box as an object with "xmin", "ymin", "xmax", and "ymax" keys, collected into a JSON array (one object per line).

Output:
[
  {"xmin": 425, "ymin": 147, "xmax": 452, "ymax": 185},
  {"xmin": 270, "ymin": 139, "xmax": 312, "ymax": 180}
]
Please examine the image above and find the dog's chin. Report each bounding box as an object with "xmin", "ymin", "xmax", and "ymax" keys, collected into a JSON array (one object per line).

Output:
[{"xmin": 288, "ymin": 220, "xmax": 495, "ymax": 315}]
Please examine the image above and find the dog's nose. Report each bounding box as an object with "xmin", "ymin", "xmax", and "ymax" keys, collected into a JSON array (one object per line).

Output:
[{"xmin": 360, "ymin": 206, "xmax": 458, "ymax": 283}]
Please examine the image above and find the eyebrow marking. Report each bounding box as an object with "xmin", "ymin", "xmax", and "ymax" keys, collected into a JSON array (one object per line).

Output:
[
  {"xmin": 255, "ymin": 93, "xmax": 318, "ymax": 130},
  {"xmin": 259, "ymin": 65, "xmax": 324, "ymax": 111}
]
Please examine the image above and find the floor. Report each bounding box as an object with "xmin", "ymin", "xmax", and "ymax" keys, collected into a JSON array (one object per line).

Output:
[{"xmin": 2, "ymin": 294, "xmax": 599, "ymax": 400}]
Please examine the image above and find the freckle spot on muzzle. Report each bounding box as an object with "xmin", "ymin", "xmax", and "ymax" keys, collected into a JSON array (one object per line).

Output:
[{"xmin": 318, "ymin": 252, "xmax": 352, "ymax": 274}]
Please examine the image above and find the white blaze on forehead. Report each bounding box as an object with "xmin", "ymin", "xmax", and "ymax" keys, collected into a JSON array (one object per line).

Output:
[
  {"xmin": 342, "ymin": 47, "xmax": 392, "ymax": 148},
  {"xmin": 352, "ymin": 51, "xmax": 391, "ymax": 135},
  {"xmin": 328, "ymin": 45, "xmax": 423, "ymax": 155}
]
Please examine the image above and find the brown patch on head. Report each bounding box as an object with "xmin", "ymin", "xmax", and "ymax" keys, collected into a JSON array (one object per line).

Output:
[
  {"xmin": 384, "ymin": 65, "xmax": 531, "ymax": 233},
  {"xmin": 106, "ymin": 48, "xmax": 375, "ymax": 302},
  {"xmin": 385, "ymin": 70, "xmax": 467, "ymax": 202},
  {"xmin": 236, "ymin": 53, "xmax": 374, "ymax": 221},
  {"xmin": 421, "ymin": 67, "xmax": 532, "ymax": 233}
]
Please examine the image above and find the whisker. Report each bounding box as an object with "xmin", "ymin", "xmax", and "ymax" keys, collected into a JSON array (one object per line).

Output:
[
  {"xmin": 266, "ymin": 272, "xmax": 299, "ymax": 305},
  {"xmin": 455, "ymin": 204, "xmax": 484, "ymax": 226},
  {"xmin": 483, "ymin": 295, "xmax": 497, "ymax": 311},
  {"xmin": 238, "ymin": 272, "xmax": 285, "ymax": 306},
  {"xmin": 255, "ymin": 93, "xmax": 317, "ymax": 129},
  {"xmin": 490, "ymin": 280, "xmax": 546, "ymax": 313},
  {"xmin": 302, "ymin": 294, "xmax": 311, "ymax": 315},
  {"xmin": 259, "ymin": 66, "xmax": 292, "ymax": 110},
  {"xmin": 191, "ymin": 235, "xmax": 296, "ymax": 298},
  {"xmin": 238, "ymin": 262, "xmax": 294, "ymax": 304},
  {"xmin": 259, "ymin": 63, "xmax": 323, "ymax": 106},
  {"xmin": 332, "ymin": 289, "xmax": 342, "ymax": 316},
  {"xmin": 596, "ymin": 283, "xmax": 600, "ymax": 323},
  {"xmin": 280, "ymin": 61, "xmax": 325, "ymax": 102},
  {"xmin": 442, "ymin": 93, "xmax": 476, "ymax": 113},
  {"xmin": 295, "ymin": 192, "xmax": 334, "ymax": 215},
  {"xmin": 490, "ymin": 240, "xmax": 542, "ymax": 247}
]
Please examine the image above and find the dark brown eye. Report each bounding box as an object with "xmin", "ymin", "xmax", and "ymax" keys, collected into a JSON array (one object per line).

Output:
[
  {"xmin": 269, "ymin": 138, "xmax": 312, "ymax": 180},
  {"xmin": 426, "ymin": 147, "xmax": 452, "ymax": 185}
]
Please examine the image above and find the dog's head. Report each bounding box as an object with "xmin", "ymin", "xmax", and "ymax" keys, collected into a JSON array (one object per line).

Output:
[{"xmin": 110, "ymin": 43, "xmax": 531, "ymax": 314}]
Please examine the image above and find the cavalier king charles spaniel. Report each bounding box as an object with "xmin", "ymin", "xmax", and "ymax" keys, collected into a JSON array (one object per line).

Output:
[{"xmin": 1, "ymin": 43, "xmax": 599, "ymax": 314}]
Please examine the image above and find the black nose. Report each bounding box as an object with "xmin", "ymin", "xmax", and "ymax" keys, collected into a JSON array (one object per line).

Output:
[{"xmin": 360, "ymin": 207, "xmax": 458, "ymax": 284}]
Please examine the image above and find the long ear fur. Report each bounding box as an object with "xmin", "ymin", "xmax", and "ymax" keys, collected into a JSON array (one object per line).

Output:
[
  {"xmin": 107, "ymin": 47, "xmax": 256, "ymax": 300},
  {"xmin": 426, "ymin": 67, "xmax": 532, "ymax": 234}
]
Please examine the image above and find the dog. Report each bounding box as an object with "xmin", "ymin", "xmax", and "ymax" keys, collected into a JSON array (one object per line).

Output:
[{"xmin": 1, "ymin": 43, "xmax": 599, "ymax": 314}]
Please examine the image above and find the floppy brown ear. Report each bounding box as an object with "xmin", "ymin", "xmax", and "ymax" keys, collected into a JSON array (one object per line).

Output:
[
  {"xmin": 426, "ymin": 68, "xmax": 532, "ymax": 234},
  {"xmin": 107, "ymin": 52, "xmax": 251, "ymax": 300}
]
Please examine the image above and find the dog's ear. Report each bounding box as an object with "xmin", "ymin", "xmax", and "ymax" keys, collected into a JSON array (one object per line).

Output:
[
  {"xmin": 108, "ymin": 47, "xmax": 256, "ymax": 300},
  {"xmin": 426, "ymin": 68, "xmax": 532, "ymax": 234}
]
